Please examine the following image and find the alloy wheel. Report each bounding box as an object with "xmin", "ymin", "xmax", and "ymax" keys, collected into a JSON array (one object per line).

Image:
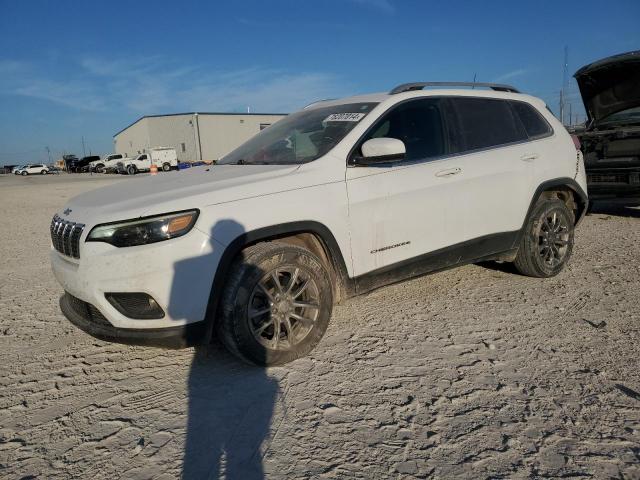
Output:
[
  {"xmin": 248, "ymin": 266, "xmax": 320, "ymax": 350},
  {"xmin": 537, "ymin": 208, "xmax": 570, "ymax": 267}
]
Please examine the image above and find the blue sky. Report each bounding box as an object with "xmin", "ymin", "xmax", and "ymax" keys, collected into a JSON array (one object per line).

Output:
[{"xmin": 1, "ymin": 0, "xmax": 639, "ymax": 164}]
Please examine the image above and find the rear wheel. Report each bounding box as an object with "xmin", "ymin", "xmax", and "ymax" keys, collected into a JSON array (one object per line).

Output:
[
  {"xmin": 513, "ymin": 198, "xmax": 574, "ymax": 277},
  {"xmin": 217, "ymin": 242, "xmax": 333, "ymax": 366},
  {"xmin": 127, "ymin": 165, "xmax": 136, "ymax": 175},
  {"xmin": 162, "ymin": 163, "xmax": 171, "ymax": 172}
]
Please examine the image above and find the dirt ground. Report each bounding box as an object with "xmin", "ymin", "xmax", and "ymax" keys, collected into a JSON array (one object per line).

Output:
[{"xmin": 0, "ymin": 173, "xmax": 639, "ymax": 479}]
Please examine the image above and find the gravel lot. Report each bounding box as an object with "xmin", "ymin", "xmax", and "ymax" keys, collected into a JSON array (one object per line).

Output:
[{"xmin": 0, "ymin": 173, "xmax": 639, "ymax": 479}]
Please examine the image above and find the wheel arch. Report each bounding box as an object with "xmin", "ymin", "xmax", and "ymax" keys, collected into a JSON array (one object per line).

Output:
[
  {"xmin": 202, "ymin": 221, "xmax": 352, "ymax": 343},
  {"xmin": 512, "ymin": 177, "xmax": 587, "ymax": 250},
  {"xmin": 526, "ymin": 177, "xmax": 588, "ymax": 226}
]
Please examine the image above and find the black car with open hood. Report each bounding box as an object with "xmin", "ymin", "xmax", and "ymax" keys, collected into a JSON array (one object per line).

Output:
[{"xmin": 574, "ymin": 50, "xmax": 640, "ymax": 198}]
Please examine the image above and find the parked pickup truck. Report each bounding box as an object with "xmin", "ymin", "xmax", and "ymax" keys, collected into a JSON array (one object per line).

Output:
[
  {"xmin": 90, "ymin": 154, "xmax": 128, "ymax": 173},
  {"xmin": 574, "ymin": 50, "xmax": 640, "ymax": 199},
  {"xmin": 119, "ymin": 148, "xmax": 178, "ymax": 175}
]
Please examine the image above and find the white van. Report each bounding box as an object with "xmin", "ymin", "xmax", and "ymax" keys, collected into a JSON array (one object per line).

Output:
[{"xmin": 121, "ymin": 148, "xmax": 178, "ymax": 175}]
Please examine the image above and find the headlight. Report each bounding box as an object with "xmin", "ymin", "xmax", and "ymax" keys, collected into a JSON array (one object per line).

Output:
[{"xmin": 87, "ymin": 210, "xmax": 199, "ymax": 247}]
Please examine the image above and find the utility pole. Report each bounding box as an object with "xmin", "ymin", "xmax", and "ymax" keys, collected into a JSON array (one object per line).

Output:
[
  {"xmin": 81, "ymin": 136, "xmax": 86, "ymax": 157},
  {"xmin": 568, "ymin": 103, "xmax": 573, "ymax": 127},
  {"xmin": 560, "ymin": 45, "xmax": 569, "ymax": 125},
  {"xmin": 45, "ymin": 146, "xmax": 51, "ymax": 164}
]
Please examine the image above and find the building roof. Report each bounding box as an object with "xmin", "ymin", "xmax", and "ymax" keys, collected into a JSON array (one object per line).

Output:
[{"xmin": 113, "ymin": 111, "xmax": 289, "ymax": 137}]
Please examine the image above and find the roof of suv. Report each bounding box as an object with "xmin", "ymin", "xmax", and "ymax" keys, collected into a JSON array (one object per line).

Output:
[{"xmin": 306, "ymin": 83, "xmax": 545, "ymax": 110}]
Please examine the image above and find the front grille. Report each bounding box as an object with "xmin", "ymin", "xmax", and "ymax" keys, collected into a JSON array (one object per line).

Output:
[
  {"xmin": 588, "ymin": 173, "xmax": 629, "ymax": 184},
  {"xmin": 50, "ymin": 214, "xmax": 85, "ymax": 259},
  {"xmin": 65, "ymin": 293, "xmax": 112, "ymax": 327}
]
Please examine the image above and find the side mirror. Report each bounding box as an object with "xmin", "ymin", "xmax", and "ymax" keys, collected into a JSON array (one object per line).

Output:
[{"xmin": 353, "ymin": 138, "xmax": 406, "ymax": 165}]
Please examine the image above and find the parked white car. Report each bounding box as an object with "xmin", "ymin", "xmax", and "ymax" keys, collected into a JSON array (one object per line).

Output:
[
  {"xmin": 90, "ymin": 154, "xmax": 127, "ymax": 173},
  {"xmin": 17, "ymin": 164, "xmax": 49, "ymax": 175},
  {"xmin": 121, "ymin": 148, "xmax": 178, "ymax": 175},
  {"xmin": 50, "ymin": 82, "xmax": 588, "ymax": 365}
]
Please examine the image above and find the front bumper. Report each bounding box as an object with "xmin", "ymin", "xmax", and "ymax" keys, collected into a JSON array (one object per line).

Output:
[
  {"xmin": 60, "ymin": 292, "xmax": 205, "ymax": 347},
  {"xmin": 586, "ymin": 167, "xmax": 640, "ymax": 198},
  {"xmin": 51, "ymin": 225, "xmax": 223, "ymax": 333}
]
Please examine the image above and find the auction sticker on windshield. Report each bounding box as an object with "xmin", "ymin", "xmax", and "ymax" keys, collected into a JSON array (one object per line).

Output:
[{"xmin": 324, "ymin": 113, "xmax": 366, "ymax": 122}]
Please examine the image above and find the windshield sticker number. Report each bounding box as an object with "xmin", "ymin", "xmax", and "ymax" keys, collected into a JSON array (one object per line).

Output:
[{"xmin": 324, "ymin": 113, "xmax": 366, "ymax": 122}]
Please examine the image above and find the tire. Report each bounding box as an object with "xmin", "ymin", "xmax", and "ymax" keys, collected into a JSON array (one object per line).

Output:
[
  {"xmin": 41, "ymin": 170, "xmax": 47, "ymax": 175},
  {"xmin": 127, "ymin": 165, "xmax": 136, "ymax": 175},
  {"xmin": 162, "ymin": 163, "xmax": 171, "ymax": 172},
  {"xmin": 96, "ymin": 164, "xmax": 104, "ymax": 173},
  {"xmin": 513, "ymin": 198, "xmax": 574, "ymax": 278},
  {"xmin": 217, "ymin": 242, "xmax": 333, "ymax": 366},
  {"xmin": 21, "ymin": 171, "xmax": 27, "ymax": 176}
]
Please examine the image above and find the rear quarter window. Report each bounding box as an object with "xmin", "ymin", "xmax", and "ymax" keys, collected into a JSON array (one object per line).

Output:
[
  {"xmin": 449, "ymin": 97, "xmax": 528, "ymax": 152},
  {"xmin": 510, "ymin": 101, "xmax": 553, "ymax": 139}
]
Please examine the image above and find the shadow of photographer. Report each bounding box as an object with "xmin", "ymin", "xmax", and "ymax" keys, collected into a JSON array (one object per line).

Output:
[{"xmin": 170, "ymin": 219, "xmax": 280, "ymax": 479}]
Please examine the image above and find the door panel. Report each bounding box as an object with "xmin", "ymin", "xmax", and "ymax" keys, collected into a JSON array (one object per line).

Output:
[
  {"xmin": 443, "ymin": 97, "xmax": 535, "ymax": 246},
  {"xmin": 347, "ymin": 160, "xmax": 455, "ymax": 276},
  {"xmin": 346, "ymin": 98, "xmax": 453, "ymax": 277},
  {"xmin": 441, "ymin": 145, "xmax": 532, "ymax": 247}
]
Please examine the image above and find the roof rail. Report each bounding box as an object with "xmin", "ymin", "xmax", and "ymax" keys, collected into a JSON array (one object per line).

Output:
[
  {"xmin": 303, "ymin": 98, "xmax": 337, "ymax": 109},
  {"xmin": 389, "ymin": 82, "xmax": 521, "ymax": 95}
]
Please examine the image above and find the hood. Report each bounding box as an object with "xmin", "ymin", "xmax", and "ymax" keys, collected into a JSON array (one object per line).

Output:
[
  {"xmin": 62, "ymin": 164, "xmax": 299, "ymax": 224},
  {"xmin": 574, "ymin": 50, "xmax": 640, "ymax": 125}
]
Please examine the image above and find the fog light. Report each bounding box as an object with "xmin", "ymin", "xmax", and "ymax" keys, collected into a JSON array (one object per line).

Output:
[{"xmin": 105, "ymin": 293, "xmax": 165, "ymax": 319}]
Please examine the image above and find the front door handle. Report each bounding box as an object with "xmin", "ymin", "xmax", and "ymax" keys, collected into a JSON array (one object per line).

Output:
[
  {"xmin": 435, "ymin": 167, "xmax": 462, "ymax": 177},
  {"xmin": 520, "ymin": 153, "xmax": 539, "ymax": 161}
]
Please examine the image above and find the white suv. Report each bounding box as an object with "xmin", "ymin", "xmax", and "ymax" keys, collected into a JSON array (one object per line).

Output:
[
  {"xmin": 50, "ymin": 82, "xmax": 588, "ymax": 365},
  {"xmin": 18, "ymin": 164, "xmax": 50, "ymax": 175}
]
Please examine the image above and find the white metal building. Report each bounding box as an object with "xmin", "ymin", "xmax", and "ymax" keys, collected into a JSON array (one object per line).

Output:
[{"xmin": 113, "ymin": 112, "xmax": 287, "ymax": 162}]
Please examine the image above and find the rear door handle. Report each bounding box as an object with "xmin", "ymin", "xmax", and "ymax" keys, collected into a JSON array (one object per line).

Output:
[
  {"xmin": 520, "ymin": 153, "xmax": 539, "ymax": 161},
  {"xmin": 435, "ymin": 167, "xmax": 462, "ymax": 177}
]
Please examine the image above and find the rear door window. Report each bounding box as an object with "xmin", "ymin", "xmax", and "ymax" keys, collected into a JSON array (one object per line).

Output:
[
  {"xmin": 361, "ymin": 98, "xmax": 446, "ymax": 162},
  {"xmin": 509, "ymin": 101, "xmax": 553, "ymax": 139},
  {"xmin": 449, "ymin": 97, "xmax": 527, "ymax": 152}
]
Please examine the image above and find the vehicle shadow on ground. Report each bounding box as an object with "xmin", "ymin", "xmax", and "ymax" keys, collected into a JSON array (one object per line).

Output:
[
  {"xmin": 588, "ymin": 200, "xmax": 640, "ymax": 218},
  {"xmin": 170, "ymin": 219, "xmax": 279, "ymax": 479},
  {"xmin": 474, "ymin": 260, "xmax": 520, "ymax": 275}
]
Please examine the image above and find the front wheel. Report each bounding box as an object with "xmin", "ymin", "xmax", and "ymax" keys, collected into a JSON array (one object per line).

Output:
[
  {"xmin": 217, "ymin": 242, "xmax": 333, "ymax": 366},
  {"xmin": 162, "ymin": 163, "xmax": 171, "ymax": 172},
  {"xmin": 21, "ymin": 171, "xmax": 27, "ymax": 176},
  {"xmin": 513, "ymin": 198, "xmax": 574, "ymax": 277},
  {"xmin": 41, "ymin": 170, "xmax": 48, "ymax": 175},
  {"xmin": 127, "ymin": 165, "xmax": 136, "ymax": 175}
]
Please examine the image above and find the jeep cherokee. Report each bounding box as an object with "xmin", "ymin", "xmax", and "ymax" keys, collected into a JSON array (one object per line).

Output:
[{"xmin": 50, "ymin": 82, "xmax": 588, "ymax": 365}]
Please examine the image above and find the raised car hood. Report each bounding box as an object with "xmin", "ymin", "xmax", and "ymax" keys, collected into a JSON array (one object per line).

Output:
[
  {"xmin": 574, "ymin": 50, "xmax": 640, "ymax": 124},
  {"xmin": 63, "ymin": 164, "xmax": 300, "ymax": 224}
]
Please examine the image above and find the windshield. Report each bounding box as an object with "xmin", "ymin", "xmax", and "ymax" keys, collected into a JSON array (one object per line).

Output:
[
  {"xmin": 219, "ymin": 102, "xmax": 378, "ymax": 165},
  {"xmin": 598, "ymin": 106, "xmax": 640, "ymax": 126}
]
